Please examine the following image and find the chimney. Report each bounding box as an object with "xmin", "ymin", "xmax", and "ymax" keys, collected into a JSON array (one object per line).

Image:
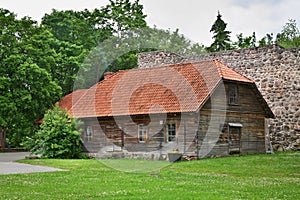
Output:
[{"xmin": 104, "ymin": 72, "xmax": 115, "ymax": 80}]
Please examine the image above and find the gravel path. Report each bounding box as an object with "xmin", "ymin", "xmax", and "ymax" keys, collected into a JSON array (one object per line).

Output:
[{"xmin": 0, "ymin": 152, "xmax": 65, "ymax": 175}]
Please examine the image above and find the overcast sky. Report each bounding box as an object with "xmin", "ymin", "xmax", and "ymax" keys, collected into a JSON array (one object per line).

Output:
[{"xmin": 1, "ymin": 0, "xmax": 299, "ymax": 45}]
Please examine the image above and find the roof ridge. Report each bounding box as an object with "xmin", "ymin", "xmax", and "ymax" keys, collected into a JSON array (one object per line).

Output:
[
  {"xmin": 214, "ymin": 59, "xmax": 254, "ymax": 83},
  {"xmin": 213, "ymin": 59, "xmax": 224, "ymax": 78},
  {"xmin": 115, "ymin": 59, "xmax": 216, "ymax": 73}
]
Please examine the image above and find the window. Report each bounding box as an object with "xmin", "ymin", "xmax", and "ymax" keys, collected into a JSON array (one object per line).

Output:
[
  {"xmin": 167, "ymin": 124, "xmax": 176, "ymax": 142},
  {"xmin": 229, "ymin": 84, "xmax": 239, "ymax": 105},
  {"xmin": 86, "ymin": 126, "xmax": 93, "ymax": 142},
  {"xmin": 138, "ymin": 124, "xmax": 147, "ymax": 143}
]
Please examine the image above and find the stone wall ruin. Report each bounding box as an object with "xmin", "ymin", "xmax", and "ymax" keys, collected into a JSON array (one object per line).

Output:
[{"xmin": 138, "ymin": 45, "xmax": 300, "ymax": 151}]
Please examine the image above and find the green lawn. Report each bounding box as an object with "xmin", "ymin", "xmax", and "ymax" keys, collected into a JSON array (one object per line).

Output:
[{"xmin": 0, "ymin": 152, "xmax": 299, "ymax": 199}]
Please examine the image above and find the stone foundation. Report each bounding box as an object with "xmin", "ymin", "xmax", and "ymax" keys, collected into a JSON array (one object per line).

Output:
[{"xmin": 86, "ymin": 151, "xmax": 168, "ymax": 160}]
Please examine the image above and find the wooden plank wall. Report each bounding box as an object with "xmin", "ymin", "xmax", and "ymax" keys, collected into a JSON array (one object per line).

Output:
[
  {"xmin": 199, "ymin": 81, "xmax": 267, "ymax": 157},
  {"xmin": 80, "ymin": 81, "xmax": 268, "ymax": 158}
]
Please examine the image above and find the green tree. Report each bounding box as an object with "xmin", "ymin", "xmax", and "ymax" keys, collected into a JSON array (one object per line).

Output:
[
  {"xmin": 234, "ymin": 32, "xmax": 257, "ymax": 49},
  {"xmin": 207, "ymin": 11, "xmax": 232, "ymax": 52},
  {"xmin": 105, "ymin": 27, "xmax": 206, "ymax": 72},
  {"xmin": 42, "ymin": 9, "xmax": 101, "ymax": 50},
  {"xmin": 148, "ymin": 27, "xmax": 205, "ymax": 56},
  {"xmin": 276, "ymin": 19, "xmax": 300, "ymax": 48},
  {"xmin": 76, "ymin": 26, "xmax": 206, "ymax": 88},
  {"xmin": 100, "ymin": 0, "xmax": 147, "ymax": 36},
  {"xmin": 26, "ymin": 106, "xmax": 83, "ymax": 158},
  {"xmin": 0, "ymin": 9, "xmax": 62, "ymax": 146},
  {"xmin": 258, "ymin": 33, "xmax": 274, "ymax": 47},
  {"xmin": 41, "ymin": 0, "xmax": 147, "ymax": 94}
]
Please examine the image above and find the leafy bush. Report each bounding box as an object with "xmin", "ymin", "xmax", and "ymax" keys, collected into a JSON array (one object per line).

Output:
[{"xmin": 27, "ymin": 106, "xmax": 83, "ymax": 158}]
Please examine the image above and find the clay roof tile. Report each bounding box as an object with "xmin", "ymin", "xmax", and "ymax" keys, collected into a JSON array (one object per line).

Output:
[{"xmin": 61, "ymin": 60, "xmax": 256, "ymax": 118}]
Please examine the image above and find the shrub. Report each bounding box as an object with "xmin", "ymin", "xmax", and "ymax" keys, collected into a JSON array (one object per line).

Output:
[{"xmin": 28, "ymin": 106, "xmax": 83, "ymax": 158}]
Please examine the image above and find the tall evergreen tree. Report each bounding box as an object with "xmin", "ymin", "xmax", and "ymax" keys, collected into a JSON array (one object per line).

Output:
[{"xmin": 207, "ymin": 11, "xmax": 232, "ymax": 52}]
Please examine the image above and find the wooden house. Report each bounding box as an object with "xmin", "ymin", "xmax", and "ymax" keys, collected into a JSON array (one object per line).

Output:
[{"xmin": 59, "ymin": 60, "xmax": 274, "ymax": 159}]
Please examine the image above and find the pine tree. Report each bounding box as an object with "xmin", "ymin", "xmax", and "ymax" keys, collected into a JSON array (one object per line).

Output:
[{"xmin": 207, "ymin": 11, "xmax": 232, "ymax": 52}]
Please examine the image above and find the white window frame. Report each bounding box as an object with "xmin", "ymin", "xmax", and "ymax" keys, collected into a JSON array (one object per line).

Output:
[
  {"xmin": 166, "ymin": 123, "xmax": 176, "ymax": 143},
  {"xmin": 86, "ymin": 126, "xmax": 93, "ymax": 142},
  {"xmin": 138, "ymin": 124, "xmax": 148, "ymax": 143}
]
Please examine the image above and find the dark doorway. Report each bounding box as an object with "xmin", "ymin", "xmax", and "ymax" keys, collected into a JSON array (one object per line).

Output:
[{"xmin": 228, "ymin": 124, "xmax": 242, "ymax": 154}]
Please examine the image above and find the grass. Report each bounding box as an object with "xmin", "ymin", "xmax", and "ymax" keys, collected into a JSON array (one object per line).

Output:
[{"xmin": 0, "ymin": 151, "xmax": 299, "ymax": 199}]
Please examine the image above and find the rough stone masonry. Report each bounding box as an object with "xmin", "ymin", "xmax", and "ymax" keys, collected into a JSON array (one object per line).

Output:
[{"xmin": 138, "ymin": 45, "xmax": 300, "ymax": 151}]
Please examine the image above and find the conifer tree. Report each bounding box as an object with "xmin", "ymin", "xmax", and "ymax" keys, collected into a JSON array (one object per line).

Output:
[{"xmin": 207, "ymin": 11, "xmax": 232, "ymax": 52}]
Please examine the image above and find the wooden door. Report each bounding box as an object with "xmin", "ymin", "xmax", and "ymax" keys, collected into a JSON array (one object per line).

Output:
[{"xmin": 229, "ymin": 127, "xmax": 241, "ymax": 154}]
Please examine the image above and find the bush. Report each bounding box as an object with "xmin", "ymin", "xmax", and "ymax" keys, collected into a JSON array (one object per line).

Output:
[{"xmin": 27, "ymin": 106, "xmax": 83, "ymax": 158}]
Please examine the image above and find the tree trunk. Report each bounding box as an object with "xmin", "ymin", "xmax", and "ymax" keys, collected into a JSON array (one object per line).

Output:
[{"xmin": 0, "ymin": 127, "xmax": 7, "ymax": 149}]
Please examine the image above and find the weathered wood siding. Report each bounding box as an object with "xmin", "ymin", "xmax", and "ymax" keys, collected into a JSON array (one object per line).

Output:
[
  {"xmin": 199, "ymin": 81, "xmax": 267, "ymax": 157},
  {"xmin": 81, "ymin": 81, "xmax": 268, "ymax": 158},
  {"xmin": 81, "ymin": 117, "xmax": 119, "ymax": 153},
  {"xmin": 81, "ymin": 113, "xmax": 198, "ymax": 154}
]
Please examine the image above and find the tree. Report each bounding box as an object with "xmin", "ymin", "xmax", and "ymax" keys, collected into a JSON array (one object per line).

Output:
[
  {"xmin": 234, "ymin": 32, "xmax": 257, "ymax": 49},
  {"xmin": 104, "ymin": 27, "xmax": 206, "ymax": 72},
  {"xmin": 1, "ymin": 2, "xmax": 206, "ymax": 146},
  {"xmin": 258, "ymin": 33, "xmax": 274, "ymax": 47},
  {"xmin": 42, "ymin": 9, "xmax": 101, "ymax": 50},
  {"xmin": 26, "ymin": 106, "xmax": 83, "ymax": 158},
  {"xmin": 276, "ymin": 19, "xmax": 300, "ymax": 48},
  {"xmin": 75, "ymin": 26, "xmax": 206, "ymax": 89},
  {"xmin": 100, "ymin": 0, "xmax": 147, "ymax": 36},
  {"xmin": 41, "ymin": 0, "xmax": 148, "ymax": 94},
  {"xmin": 0, "ymin": 9, "xmax": 62, "ymax": 146},
  {"xmin": 207, "ymin": 11, "xmax": 232, "ymax": 52}
]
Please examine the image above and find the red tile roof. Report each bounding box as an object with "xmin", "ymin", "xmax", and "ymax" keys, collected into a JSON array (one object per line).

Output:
[
  {"xmin": 60, "ymin": 60, "xmax": 255, "ymax": 118},
  {"xmin": 57, "ymin": 89, "xmax": 89, "ymax": 115}
]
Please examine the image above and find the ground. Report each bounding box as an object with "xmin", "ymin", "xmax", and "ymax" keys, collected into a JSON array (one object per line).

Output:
[{"xmin": 0, "ymin": 151, "xmax": 299, "ymax": 199}]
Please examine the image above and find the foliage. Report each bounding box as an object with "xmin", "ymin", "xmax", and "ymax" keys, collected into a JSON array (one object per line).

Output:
[
  {"xmin": 26, "ymin": 106, "xmax": 83, "ymax": 158},
  {"xmin": 74, "ymin": 26, "xmax": 206, "ymax": 89},
  {"xmin": 101, "ymin": 0, "xmax": 147, "ymax": 35},
  {"xmin": 42, "ymin": 0, "xmax": 147, "ymax": 47},
  {"xmin": 41, "ymin": 0, "xmax": 147, "ymax": 94},
  {"xmin": 0, "ymin": 9, "xmax": 62, "ymax": 146},
  {"xmin": 258, "ymin": 33, "xmax": 275, "ymax": 46},
  {"xmin": 276, "ymin": 19, "xmax": 300, "ymax": 48},
  {"xmin": 1, "ymin": 152, "xmax": 298, "ymax": 199},
  {"xmin": 0, "ymin": 1, "xmax": 148, "ymax": 146},
  {"xmin": 145, "ymin": 27, "xmax": 206, "ymax": 56},
  {"xmin": 234, "ymin": 32, "xmax": 257, "ymax": 49},
  {"xmin": 207, "ymin": 11, "xmax": 233, "ymax": 52},
  {"xmin": 1, "ymin": 1, "xmax": 299, "ymax": 148},
  {"xmin": 43, "ymin": 1, "xmax": 205, "ymax": 90},
  {"xmin": 233, "ymin": 20, "xmax": 300, "ymax": 49},
  {"xmin": 107, "ymin": 27, "xmax": 206, "ymax": 71}
]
